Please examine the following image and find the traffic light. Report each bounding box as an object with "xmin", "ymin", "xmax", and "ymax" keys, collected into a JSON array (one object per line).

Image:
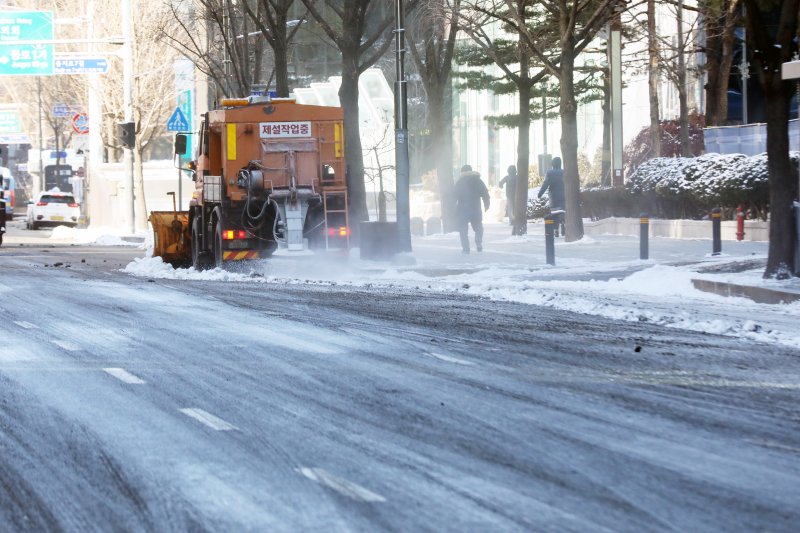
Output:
[{"xmin": 116, "ymin": 122, "xmax": 136, "ymax": 149}]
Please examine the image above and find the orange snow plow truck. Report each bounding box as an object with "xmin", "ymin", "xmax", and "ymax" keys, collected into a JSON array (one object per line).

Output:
[{"xmin": 150, "ymin": 97, "xmax": 350, "ymax": 268}]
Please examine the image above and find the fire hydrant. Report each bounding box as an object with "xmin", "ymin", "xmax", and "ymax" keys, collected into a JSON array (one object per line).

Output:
[{"xmin": 736, "ymin": 205, "xmax": 745, "ymax": 241}]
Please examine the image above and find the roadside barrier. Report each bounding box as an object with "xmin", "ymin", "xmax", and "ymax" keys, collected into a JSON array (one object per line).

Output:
[
  {"xmin": 712, "ymin": 207, "xmax": 722, "ymax": 255},
  {"xmin": 640, "ymin": 213, "xmax": 649, "ymax": 260},
  {"xmin": 544, "ymin": 215, "xmax": 555, "ymax": 265}
]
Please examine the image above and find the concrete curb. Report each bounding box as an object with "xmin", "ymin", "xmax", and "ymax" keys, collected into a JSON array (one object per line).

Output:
[
  {"xmin": 585, "ymin": 217, "xmax": 769, "ymax": 242},
  {"xmin": 691, "ymin": 279, "xmax": 800, "ymax": 304}
]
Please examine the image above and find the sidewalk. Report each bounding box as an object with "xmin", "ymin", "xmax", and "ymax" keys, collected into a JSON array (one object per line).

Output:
[{"xmin": 405, "ymin": 221, "xmax": 800, "ymax": 305}]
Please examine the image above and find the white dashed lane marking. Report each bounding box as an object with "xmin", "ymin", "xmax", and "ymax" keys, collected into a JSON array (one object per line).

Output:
[
  {"xmin": 51, "ymin": 340, "xmax": 80, "ymax": 352},
  {"xmin": 14, "ymin": 321, "xmax": 38, "ymax": 330},
  {"xmin": 103, "ymin": 367, "xmax": 146, "ymax": 384},
  {"xmin": 179, "ymin": 408, "xmax": 238, "ymax": 431},
  {"xmin": 428, "ymin": 352, "xmax": 475, "ymax": 366},
  {"xmin": 297, "ymin": 467, "xmax": 387, "ymax": 503}
]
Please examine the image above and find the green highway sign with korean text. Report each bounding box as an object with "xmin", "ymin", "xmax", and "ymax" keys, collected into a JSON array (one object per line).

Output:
[
  {"xmin": 0, "ymin": 107, "xmax": 22, "ymax": 133},
  {"xmin": 0, "ymin": 10, "xmax": 54, "ymax": 76}
]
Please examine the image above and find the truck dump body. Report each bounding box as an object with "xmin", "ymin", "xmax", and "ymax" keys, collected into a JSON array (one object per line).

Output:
[
  {"xmin": 205, "ymin": 102, "xmax": 345, "ymax": 198},
  {"xmin": 151, "ymin": 98, "xmax": 350, "ymax": 269}
]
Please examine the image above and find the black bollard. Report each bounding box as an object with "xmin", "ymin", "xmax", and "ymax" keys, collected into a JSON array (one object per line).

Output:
[
  {"xmin": 711, "ymin": 207, "xmax": 722, "ymax": 255},
  {"xmin": 544, "ymin": 215, "xmax": 555, "ymax": 265},
  {"xmin": 639, "ymin": 213, "xmax": 649, "ymax": 260}
]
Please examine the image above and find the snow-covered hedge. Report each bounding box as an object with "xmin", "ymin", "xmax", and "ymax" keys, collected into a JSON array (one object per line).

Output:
[{"xmin": 621, "ymin": 151, "xmax": 799, "ymax": 219}]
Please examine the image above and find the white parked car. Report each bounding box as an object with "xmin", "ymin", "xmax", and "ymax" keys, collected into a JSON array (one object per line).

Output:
[{"xmin": 26, "ymin": 190, "xmax": 80, "ymax": 230}]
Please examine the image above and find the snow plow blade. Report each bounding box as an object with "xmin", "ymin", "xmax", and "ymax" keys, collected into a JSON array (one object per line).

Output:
[{"xmin": 149, "ymin": 211, "xmax": 191, "ymax": 266}]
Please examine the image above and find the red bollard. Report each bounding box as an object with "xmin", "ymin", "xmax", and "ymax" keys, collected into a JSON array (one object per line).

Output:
[{"xmin": 736, "ymin": 205, "xmax": 745, "ymax": 241}]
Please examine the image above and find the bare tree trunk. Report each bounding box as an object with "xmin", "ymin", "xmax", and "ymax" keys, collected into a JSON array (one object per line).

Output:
[
  {"xmin": 133, "ymin": 147, "xmax": 147, "ymax": 231},
  {"xmin": 339, "ymin": 49, "xmax": 368, "ymax": 226},
  {"xmin": 742, "ymin": 0, "xmax": 799, "ymax": 277},
  {"xmin": 676, "ymin": 0, "xmax": 691, "ymax": 156},
  {"xmin": 513, "ymin": 30, "xmax": 531, "ymax": 236},
  {"xmin": 705, "ymin": 0, "xmax": 741, "ymax": 126},
  {"xmin": 647, "ymin": 0, "xmax": 662, "ymax": 157},
  {"xmin": 704, "ymin": 8, "xmax": 722, "ymax": 126},
  {"xmin": 559, "ymin": 48, "xmax": 584, "ymax": 241},
  {"xmin": 273, "ymin": 42, "xmax": 290, "ymax": 97},
  {"xmin": 713, "ymin": 0, "xmax": 740, "ymax": 124},
  {"xmin": 763, "ymin": 89, "xmax": 798, "ymax": 276}
]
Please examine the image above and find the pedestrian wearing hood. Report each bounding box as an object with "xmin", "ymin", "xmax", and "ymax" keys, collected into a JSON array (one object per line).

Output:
[
  {"xmin": 538, "ymin": 156, "xmax": 566, "ymax": 237},
  {"xmin": 498, "ymin": 164, "xmax": 517, "ymax": 225},
  {"xmin": 454, "ymin": 164, "xmax": 490, "ymax": 254}
]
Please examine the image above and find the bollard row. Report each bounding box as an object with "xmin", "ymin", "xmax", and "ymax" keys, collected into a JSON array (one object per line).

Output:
[{"xmin": 541, "ymin": 208, "xmax": 724, "ymax": 265}]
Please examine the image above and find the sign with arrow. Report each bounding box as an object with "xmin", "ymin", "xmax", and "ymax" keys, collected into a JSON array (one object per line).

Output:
[
  {"xmin": 53, "ymin": 103, "xmax": 78, "ymax": 118},
  {"xmin": 167, "ymin": 107, "xmax": 190, "ymax": 132},
  {"xmin": 0, "ymin": 10, "xmax": 54, "ymax": 76},
  {"xmin": 55, "ymin": 57, "xmax": 109, "ymax": 74}
]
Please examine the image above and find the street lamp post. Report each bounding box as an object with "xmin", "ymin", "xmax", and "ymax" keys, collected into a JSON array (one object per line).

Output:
[{"xmin": 394, "ymin": 0, "xmax": 411, "ymax": 252}]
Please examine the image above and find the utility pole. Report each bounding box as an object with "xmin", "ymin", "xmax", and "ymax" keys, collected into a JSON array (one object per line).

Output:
[
  {"xmin": 36, "ymin": 76, "xmax": 44, "ymax": 195},
  {"xmin": 122, "ymin": 0, "xmax": 135, "ymax": 234}
]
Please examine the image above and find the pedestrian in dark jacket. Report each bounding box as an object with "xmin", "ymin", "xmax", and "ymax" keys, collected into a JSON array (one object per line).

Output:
[
  {"xmin": 498, "ymin": 164, "xmax": 517, "ymax": 225},
  {"xmin": 454, "ymin": 165, "xmax": 490, "ymax": 253},
  {"xmin": 538, "ymin": 157, "xmax": 566, "ymax": 236}
]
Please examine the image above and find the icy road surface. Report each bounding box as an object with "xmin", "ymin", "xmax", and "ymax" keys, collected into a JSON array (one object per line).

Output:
[{"xmin": 0, "ymin": 243, "xmax": 799, "ymax": 531}]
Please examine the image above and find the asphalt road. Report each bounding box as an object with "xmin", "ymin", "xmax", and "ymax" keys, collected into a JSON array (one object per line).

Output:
[{"xmin": 1, "ymin": 226, "xmax": 799, "ymax": 531}]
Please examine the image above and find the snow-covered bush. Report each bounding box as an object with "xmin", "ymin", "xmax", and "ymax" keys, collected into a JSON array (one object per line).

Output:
[
  {"xmin": 715, "ymin": 154, "xmax": 771, "ymax": 219},
  {"xmin": 592, "ymin": 151, "xmax": 799, "ymax": 220}
]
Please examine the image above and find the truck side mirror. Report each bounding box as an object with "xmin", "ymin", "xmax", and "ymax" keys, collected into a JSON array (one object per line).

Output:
[{"xmin": 174, "ymin": 133, "xmax": 188, "ymax": 156}]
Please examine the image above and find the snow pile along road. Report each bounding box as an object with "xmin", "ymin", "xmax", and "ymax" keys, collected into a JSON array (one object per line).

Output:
[{"xmin": 123, "ymin": 254, "xmax": 800, "ymax": 349}]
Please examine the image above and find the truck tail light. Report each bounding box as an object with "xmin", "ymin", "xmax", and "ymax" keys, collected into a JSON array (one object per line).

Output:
[
  {"xmin": 328, "ymin": 226, "xmax": 349, "ymax": 237},
  {"xmin": 68, "ymin": 202, "xmax": 78, "ymax": 208},
  {"xmin": 222, "ymin": 230, "xmax": 248, "ymax": 240},
  {"xmin": 36, "ymin": 201, "xmax": 48, "ymax": 206}
]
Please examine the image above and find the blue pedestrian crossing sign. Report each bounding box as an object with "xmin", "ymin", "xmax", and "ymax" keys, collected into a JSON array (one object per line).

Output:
[{"xmin": 167, "ymin": 107, "xmax": 190, "ymax": 132}]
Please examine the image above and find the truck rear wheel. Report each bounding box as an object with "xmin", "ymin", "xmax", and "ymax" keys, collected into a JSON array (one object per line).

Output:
[{"xmin": 191, "ymin": 218, "xmax": 212, "ymax": 270}]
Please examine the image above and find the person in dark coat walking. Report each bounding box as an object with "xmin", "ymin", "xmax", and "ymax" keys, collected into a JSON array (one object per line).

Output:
[
  {"xmin": 498, "ymin": 165, "xmax": 517, "ymax": 225},
  {"xmin": 538, "ymin": 156, "xmax": 566, "ymax": 237},
  {"xmin": 454, "ymin": 165, "xmax": 490, "ymax": 253}
]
